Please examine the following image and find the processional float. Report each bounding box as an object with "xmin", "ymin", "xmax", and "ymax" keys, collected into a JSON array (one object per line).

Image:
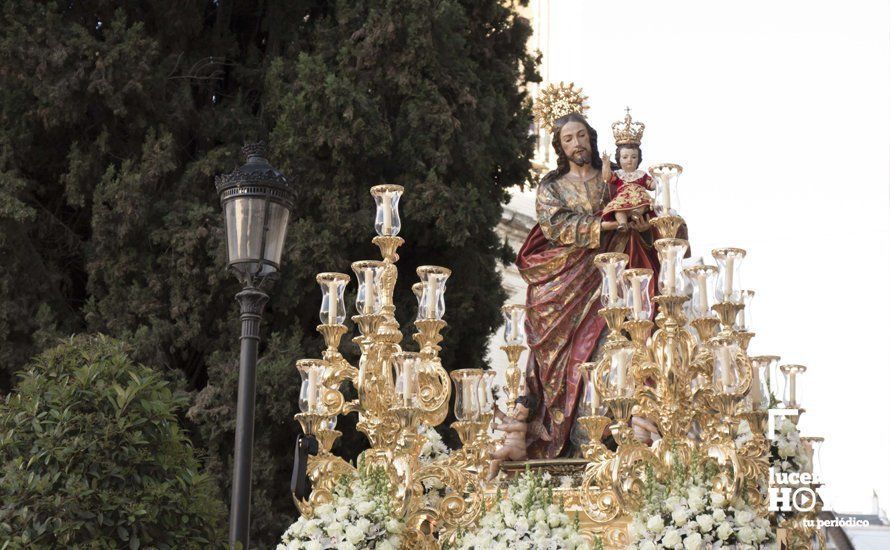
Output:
[{"xmin": 289, "ymin": 83, "xmax": 826, "ymax": 549}]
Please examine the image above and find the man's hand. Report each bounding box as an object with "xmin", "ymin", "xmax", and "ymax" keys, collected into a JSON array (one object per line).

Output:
[{"xmin": 628, "ymin": 216, "xmax": 650, "ymax": 232}]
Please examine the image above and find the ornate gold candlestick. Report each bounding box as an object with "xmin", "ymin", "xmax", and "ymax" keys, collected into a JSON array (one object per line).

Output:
[{"xmin": 650, "ymin": 215, "xmax": 684, "ymax": 239}]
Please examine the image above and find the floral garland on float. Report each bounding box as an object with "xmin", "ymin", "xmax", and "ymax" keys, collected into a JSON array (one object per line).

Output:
[
  {"xmin": 277, "ymin": 466, "xmax": 404, "ymax": 550},
  {"xmin": 627, "ymin": 455, "xmax": 774, "ymax": 550},
  {"xmin": 451, "ymin": 469, "xmax": 601, "ymax": 550}
]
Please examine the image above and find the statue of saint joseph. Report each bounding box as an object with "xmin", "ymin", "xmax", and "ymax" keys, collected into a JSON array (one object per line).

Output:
[{"xmin": 517, "ymin": 112, "xmax": 665, "ymax": 459}]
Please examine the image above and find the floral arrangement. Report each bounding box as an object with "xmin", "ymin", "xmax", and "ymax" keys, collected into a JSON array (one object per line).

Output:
[
  {"xmin": 418, "ymin": 423, "xmax": 451, "ymax": 510},
  {"xmin": 277, "ymin": 467, "xmax": 403, "ymax": 550},
  {"xmin": 628, "ymin": 455, "xmax": 774, "ymax": 550},
  {"xmin": 771, "ymin": 417, "xmax": 810, "ymax": 475},
  {"xmin": 451, "ymin": 469, "xmax": 598, "ymax": 550}
]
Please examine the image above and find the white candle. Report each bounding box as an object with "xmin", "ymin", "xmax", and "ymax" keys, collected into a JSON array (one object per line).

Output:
[
  {"xmin": 719, "ymin": 347, "xmax": 733, "ymax": 389},
  {"xmin": 751, "ymin": 366, "xmax": 761, "ymax": 407},
  {"xmin": 327, "ymin": 282, "xmax": 338, "ymax": 325},
  {"xmin": 363, "ymin": 269, "xmax": 375, "ymax": 314},
  {"xmin": 307, "ymin": 368, "xmax": 319, "ymax": 411},
  {"xmin": 510, "ymin": 309, "xmax": 521, "ymax": 343},
  {"xmin": 614, "ymin": 351, "xmax": 628, "ymax": 392},
  {"xmin": 696, "ymin": 273, "xmax": 708, "ymax": 315},
  {"xmin": 789, "ymin": 373, "xmax": 797, "ymax": 405},
  {"xmin": 660, "ymin": 173, "xmax": 672, "ymax": 213},
  {"xmin": 665, "ymin": 249, "xmax": 677, "ymax": 293},
  {"xmin": 631, "ymin": 277, "xmax": 643, "ymax": 319},
  {"xmin": 426, "ymin": 275, "xmax": 438, "ymax": 319},
  {"xmin": 381, "ymin": 192, "xmax": 392, "ymax": 234},
  {"xmin": 403, "ymin": 359, "xmax": 414, "ymax": 406},
  {"xmin": 590, "ymin": 377, "xmax": 600, "ymax": 409},
  {"xmin": 606, "ymin": 262, "xmax": 619, "ymax": 306},
  {"xmin": 738, "ymin": 305, "xmax": 746, "ymax": 330},
  {"xmin": 723, "ymin": 256, "xmax": 735, "ymax": 299}
]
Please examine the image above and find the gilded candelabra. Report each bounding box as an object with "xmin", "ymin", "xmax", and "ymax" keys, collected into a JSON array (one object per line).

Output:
[{"xmin": 292, "ymin": 185, "xmax": 499, "ymax": 548}]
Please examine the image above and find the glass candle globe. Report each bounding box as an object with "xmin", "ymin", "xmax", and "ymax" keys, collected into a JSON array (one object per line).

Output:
[
  {"xmin": 802, "ymin": 436, "xmax": 825, "ymax": 479},
  {"xmin": 594, "ymin": 253, "xmax": 629, "ymax": 307},
  {"xmin": 316, "ymin": 273, "xmax": 349, "ymax": 325},
  {"xmin": 450, "ymin": 369, "xmax": 483, "ymax": 422},
  {"xmin": 747, "ymin": 356, "xmax": 772, "ymax": 411},
  {"xmin": 580, "ymin": 361, "xmax": 604, "ymax": 416},
  {"xmin": 654, "ymin": 239, "xmax": 689, "ymax": 296},
  {"xmin": 779, "ymin": 364, "xmax": 806, "ymax": 408},
  {"xmin": 736, "ymin": 290, "xmax": 755, "ymax": 331},
  {"xmin": 683, "ymin": 265, "xmax": 717, "ymax": 320},
  {"xmin": 296, "ymin": 359, "xmax": 326, "ymax": 414},
  {"xmin": 392, "ymin": 352, "xmax": 420, "ymax": 407},
  {"xmin": 502, "ymin": 304, "xmax": 527, "ymax": 345},
  {"xmin": 605, "ymin": 345, "xmax": 635, "ymax": 398},
  {"xmin": 649, "ymin": 163, "xmax": 683, "ymax": 217},
  {"xmin": 755, "ymin": 355, "xmax": 782, "ymax": 403},
  {"xmin": 351, "ymin": 260, "xmax": 385, "ymax": 315},
  {"xmin": 417, "ymin": 265, "xmax": 451, "ymax": 320},
  {"xmin": 478, "ymin": 370, "xmax": 496, "ymax": 415},
  {"xmin": 711, "ymin": 341, "xmax": 740, "ymax": 394},
  {"xmin": 370, "ymin": 184, "xmax": 404, "ymax": 237},
  {"xmin": 712, "ymin": 248, "xmax": 746, "ymax": 304},
  {"xmin": 622, "ymin": 268, "xmax": 653, "ymax": 321}
]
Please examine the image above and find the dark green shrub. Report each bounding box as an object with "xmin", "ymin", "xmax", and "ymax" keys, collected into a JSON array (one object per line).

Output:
[{"xmin": 0, "ymin": 335, "xmax": 225, "ymax": 548}]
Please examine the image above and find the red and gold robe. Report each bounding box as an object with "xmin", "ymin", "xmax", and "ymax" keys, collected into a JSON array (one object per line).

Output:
[
  {"xmin": 517, "ymin": 170, "xmax": 662, "ymax": 458},
  {"xmin": 603, "ymin": 170, "xmax": 655, "ymax": 220}
]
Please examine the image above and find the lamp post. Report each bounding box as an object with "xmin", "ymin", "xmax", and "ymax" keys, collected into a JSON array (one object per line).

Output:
[{"xmin": 215, "ymin": 142, "xmax": 295, "ymax": 548}]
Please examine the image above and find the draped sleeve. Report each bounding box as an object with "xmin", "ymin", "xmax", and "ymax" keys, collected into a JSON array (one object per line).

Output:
[{"xmin": 536, "ymin": 178, "xmax": 603, "ymax": 249}]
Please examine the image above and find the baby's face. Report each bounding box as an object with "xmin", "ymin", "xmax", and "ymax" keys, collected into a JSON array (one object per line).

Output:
[
  {"xmin": 619, "ymin": 148, "xmax": 640, "ymax": 171},
  {"xmin": 512, "ymin": 403, "xmax": 530, "ymax": 420}
]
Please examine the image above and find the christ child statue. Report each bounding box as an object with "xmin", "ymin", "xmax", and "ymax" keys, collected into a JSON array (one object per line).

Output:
[
  {"xmin": 487, "ymin": 394, "xmax": 537, "ymax": 481},
  {"xmin": 601, "ymin": 110, "xmax": 653, "ymax": 231}
]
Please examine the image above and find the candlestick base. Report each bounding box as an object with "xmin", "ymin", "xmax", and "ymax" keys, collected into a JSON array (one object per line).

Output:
[
  {"xmin": 372, "ymin": 235, "xmax": 405, "ymax": 263},
  {"xmin": 605, "ymin": 396, "xmax": 637, "ymax": 424},
  {"xmin": 689, "ymin": 317, "xmax": 720, "ymax": 341},
  {"xmin": 577, "ymin": 415, "xmax": 612, "ymax": 459},
  {"xmin": 413, "ymin": 319, "xmax": 447, "ymax": 358},
  {"xmin": 316, "ymin": 428, "xmax": 342, "ymax": 453},
  {"xmin": 736, "ymin": 330, "xmax": 755, "ymax": 351},
  {"xmin": 317, "ymin": 323, "xmax": 348, "ymax": 350},
  {"xmin": 600, "ymin": 306, "xmax": 631, "ymax": 341},
  {"xmin": 654, "ymin": 295, "xmax": 688, "ymax": 326},
  {"xmin": 712, "ymin": 301, "xmax": 743, "ymax": 331},
  {"xmin": 452, "ymin": 420, "xmax": 482, "ymax": 448},
  {"xmin": 623, "ymin": 319, "xmax": 654, "ymax": 351},
  {"xmin": 352, "ymin": 313, "xmax": 384, "ymax": 338},
  {"xmin": 650, "ymin": 215, "xmax": 685, "ymax": 239}
]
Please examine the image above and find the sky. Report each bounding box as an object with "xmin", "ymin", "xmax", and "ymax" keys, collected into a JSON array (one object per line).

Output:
[{"xmin": 517, "ymin": 0, "xmax": 890, "ymax": 515}]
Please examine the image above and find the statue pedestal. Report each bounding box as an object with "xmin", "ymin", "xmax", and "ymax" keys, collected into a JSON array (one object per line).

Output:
[{"xmin": 490, "ymin": 458, "xmax": 630, "ymax": 549}]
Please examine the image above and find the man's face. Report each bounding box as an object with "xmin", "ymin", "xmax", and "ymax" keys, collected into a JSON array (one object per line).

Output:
[
  {"xmin": 559, "ymin": 120, "xmax": 591, "ymax": 167},
  {"xmin": 619, "ymin": 147, "xmax": 640, "ymax": 171}
]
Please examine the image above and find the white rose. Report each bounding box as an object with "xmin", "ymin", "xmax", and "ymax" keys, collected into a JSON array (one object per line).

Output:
[
  {"xmin": 735, "ymin": 509, "xmax": 754, "ymax": 525},
  {"xmin": 647, "ymin": 515, "xmax": 665, "ymax": 533},
  {"xmin": 687, "ymin": 495, "xmax": 705, "ymax": 513},
  {"xmin": 345, "ymin": 524, "xmax": 364, "ymax": 544},
  {"xmin": 639, "ymin": 541, "xmax": 657, "ymax": 550},
  {"xmin": 628, "ymin": 518, "xmax": 646, "ymax": 540},
  {"xmin": 325, "ymin": 521, "xmax": 343, "ymax": 537},
  {"xmin": 712, "ymin": 509, "xmax": 726, "ymax": 522},
  {"xmin": 737, "ymin": 525, "xmax": 754, "ymax": 543},
  {"xmin": 671, "ymin": 507, "xmax": 690, "ymax": 526},
  {"xmin": 683, "ymin": 532, "xmax": 703, "ymax": 550},
  {"xmin": 335, "ymin": 506, "xmax": 350, "ymax": 521},
  {"xmin": 664, "ymin": 496, "xmax": 683, "ymax": 510},
  {"xmin": 356, "ymin": 501, "xmax": 375, "ymax": 515},
  {"xmin": 385, "ymin": 518, "xmax": 402, "ymax": 533},
  {"xmin": 286, "ymin": 540, "xmax": 300, "ymax": 550},
  {"xmin": 516, "ymin": 517, "xmax": 530, "ymax": 533},
  {"xmin": 377, "ymin": 541, "xmax": 395, "ymax": 550},
  {"xmin": 305, "ymin": 542, "xmax": 322, "ymax": 550},
  {"xmin": 687, "ymin": 486, "xmax": 706, "ymax": 500},
  {"xmin": 535, "ymin": 509, "xmax": 548, "ymax": 523},
  {"xmin": 710, "ymin": 492, "xmax": 726, "ymax": 508},
  {"xmin": 696, "ymin": 514, "xmax": 714, "ymax": 532},
  {"xmin": 662, "ymin": 528, "xmax": 682, "ymax": 548},
  {"xmin": 716, "ymin": 521, "xmax": 733, "ymax": 540}
]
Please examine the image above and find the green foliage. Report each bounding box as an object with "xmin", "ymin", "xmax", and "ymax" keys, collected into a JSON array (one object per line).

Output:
[
  {"xmin": 0, "ymin": 1, "xmax": 537, "ymax": 546},
  {"xmin": 0, "ymin": 335, "xmax": 225, "ymax": 548}
]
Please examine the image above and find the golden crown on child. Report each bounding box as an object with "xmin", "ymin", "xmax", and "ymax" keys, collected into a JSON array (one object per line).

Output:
[{"xmin": 612, "ymin": 108, "xmax": 645, "ymax": 145}]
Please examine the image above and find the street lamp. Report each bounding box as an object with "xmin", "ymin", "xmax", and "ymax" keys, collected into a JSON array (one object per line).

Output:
[{"xmin": 215, "ymin": 142, "xmax": 295, "ymax": 548}]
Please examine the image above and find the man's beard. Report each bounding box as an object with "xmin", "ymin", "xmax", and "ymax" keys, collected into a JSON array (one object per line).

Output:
[{"xmin": 569, "ymin": 149, "xmax": 591, "ymax": 166}]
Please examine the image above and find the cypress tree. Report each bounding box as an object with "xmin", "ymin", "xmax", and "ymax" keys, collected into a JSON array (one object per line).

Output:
[{"xmin": 0, "ymin": 1, "xmax": 537, "ymax": 545}]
